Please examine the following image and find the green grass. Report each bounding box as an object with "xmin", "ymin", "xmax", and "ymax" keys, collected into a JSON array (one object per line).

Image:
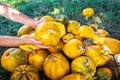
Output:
[{"xmin": 0, "ymin": 0, "xmax": 120, "ymax": 39}]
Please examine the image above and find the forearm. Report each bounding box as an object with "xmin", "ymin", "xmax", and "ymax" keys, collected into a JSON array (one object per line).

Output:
[
  {"xmin": 0, "ymin": 3, "xmax": 36, "ymax": 28},
  {"xmin": 0, "ymin": 36, "xmax": 31, "ymax": 47}
]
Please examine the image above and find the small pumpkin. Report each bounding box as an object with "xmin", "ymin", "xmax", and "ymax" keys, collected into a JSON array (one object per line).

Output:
[
  {"xmin": 28, "ymin": 49, "xmax": 48, "ymax": 71},
  {"xmin": 93, "ymin": 35, "xmax": 120, "ymax": 55},
  {"xmin": 83, "ymin": 39, "xmax": 98, "ymax": 47},
  {"xmin": 62, "ymin": 39, "xmax": 85, "ymax": 59},
  {"xmin": 35, "ymin": 22, "xmax": 62, "ymax": 46},
  {"xmin": 1, "ymin": 48, "xmax": 28, "ymax": 72},
  {"xmin": 55, "ymin": 14, "xmax": 69, "ymax": 26},
  {"xmin": 39, "ymin": 15, "xmax": 54, "ymax": 22},
  {"xmin": 71, "ymin": 56, "xmax": 96, "ymax": 80},
  {"xmin": 89, "ymin": 24, "xmax": 98, "ymax": 31},
  {"xmin": 61, "ymin": 73, "xmax": 85, "ymax": 80},
  {"xmin": 43, "ymin": 53, "xmax": 70, "ymax": 80},
  {"xmin": 62, "ymin": 33, "xmax": 74, "ymax": 43},
  {"xmin": 82, "ymin": 8, "xmax": 94, "ymax": 19},
  {"xmin": 10, "ymin": 64, "xmax": 40, "ymax": 80},
  {"xmin": 19, "ymin": 34, "xmax": 39, "ymax": 52},
  {"xmin": 95, "ymin": 29, "xmax": 110, "ymax": 37},
  {"xmin": 17, "ymin": 25, "xmax": 35, "ymax": 37},
  {"xmin": 78, "ymin": 25, "xmax": 95, "ymax": 39},
  {"xmin": 66, "ymin": 20, "xmax": 80, "ymax": 34},
  {"xmin": 96, "ymin": 67, "xmax": 112, "ymax": 80}
]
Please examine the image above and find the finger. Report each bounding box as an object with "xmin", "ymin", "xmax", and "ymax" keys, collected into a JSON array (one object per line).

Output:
[{"xmin": 37, "ymin": 45, "xmax": 51, "ymax": 49}]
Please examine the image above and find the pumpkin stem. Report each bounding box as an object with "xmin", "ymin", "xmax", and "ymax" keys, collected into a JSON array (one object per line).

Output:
[
  {"xmin": 46, "ymin": 55, "xmax": 57, "ymax": 61},
  {"xmin": 22, "ymin": 70, "xmax": 27, "ymax": 74},
  {"xmin": 78, "ymin": 45, "xmax": 85, "ymax": 54},
  {"xmin": 47, "ymin": 29, "xmax": 55, "ymax": 34}
]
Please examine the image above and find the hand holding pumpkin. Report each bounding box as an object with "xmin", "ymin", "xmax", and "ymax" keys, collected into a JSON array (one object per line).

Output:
[{"xmin": 27, "ymin": 38, "xmax": 51, "ymax": 49}]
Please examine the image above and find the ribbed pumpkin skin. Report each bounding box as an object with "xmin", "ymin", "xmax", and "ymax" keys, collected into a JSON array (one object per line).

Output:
[
  {"xmin": 43, "ymin": 53, "xmax": 70, "ymax": 80},
  {"xmin": 82, "ymin": 8, "xmax": 94, "ymax": 18},
  {"xmin": 40, "ymin": 15, "xmax": 54, "ymax": 22},
  {"xmin": 93, "ymin": 35, "xmax": 120, "ymax": 55},
  {"xmin": 10, "ymin": 65, "xmax": 40, "ymax": 80},
  {"xmin": 85, "ymin": 46, "xmax": 109, "ymax": 67},
  {"xmin": 71, "ymin": 56, "xmax": 96, "ymax": 80},
  {"xmin": 35, "ymin": 22, "xmax": 61, "ymax": 46},
  {"xmin": 17, "ymin": 25, "xmax": 34, "ymax": 37},
  {"xmin": 61, "ymin": 73, "xmax": 85, "ymax": 80},
  {"xmin": 66, "ymin": 20, "xmax": 80, "ymax": 35},
  {"xmin": 1, "ymin": 48, "xmax": 28, "ymax": 72},
  {"xmin": 78, "ymin": 25, "xmax": 95, "ymax": 39},
  {"xmin": 28, "ymin": 49, "xmax": 48, "ymax": 71},
  {"xmin": 19, "ymin": 34, "xmax": 39, "ymax": 52},
  {"xmin": 62, "ymin": 39, "xmax": 84, "ymax": 59},
  {"xmin": 96, "ymin": 67, "xmax": 112, "ymax": 80}
]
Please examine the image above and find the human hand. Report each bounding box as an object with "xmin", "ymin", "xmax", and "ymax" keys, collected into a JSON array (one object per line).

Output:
[
  {"xmin": 32, "ymin": 20, "xmax": 45, "ymax": 29},
  {"xmin": 29, "ymin": 39, "xmax": 51, "ymax": 49}
]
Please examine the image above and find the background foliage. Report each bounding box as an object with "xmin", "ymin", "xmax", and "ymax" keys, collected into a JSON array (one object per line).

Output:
[{"xmin": 0, "ymin": 0, "xmax": 120, "ymax": 39}]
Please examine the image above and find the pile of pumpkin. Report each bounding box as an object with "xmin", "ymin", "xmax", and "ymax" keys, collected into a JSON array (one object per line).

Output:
[{"xmin": 1, "ymin": 8, "xmax": 120, "ymax": 80}]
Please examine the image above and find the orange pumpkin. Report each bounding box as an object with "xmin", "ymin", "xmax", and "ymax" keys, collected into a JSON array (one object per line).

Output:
[
  {"xmin": 96, "ymin": 67, "xmax": 112, "ymax": 80},
  {"xmin": 47, "ymin": 40, "xmax": 64, "ymax": 53},
  {"xmin": 19, "ymin": 34, "xmax": 39, "ymax": 52},
  {"xmin": 95, "ymin": 29, "xmax": 110, "ymax": 37},
  {"xmin": 78, "ymin": 25, "xmax": 95, "ymax": 39},
  {"xmin": 62, "ymin": 33, "xmax": 74, "ymax": 43},
  {"xmin": 35, "ymin": 22, "xmax": 62, "ymax": 46},
  {"xmin": 17, "ymin": 25, "xmax": 35, "ymax": 37},
  {"xmin": 1, "ymin": 48, "xmax": 28, "ymax": 72},
  {"xmin": 61, "ymin": 73, "xmax": 85, "ymax": 80},
  {"xmin": 66, "ymin": 20, "xmax": 80, "ymax": 34},
  {"xmin": 43, "ymin": 53, "xmax": 70, "ymax": 80},
  {"xmin": 10, "ymin": 64, "xmax": 40, "ymax": 80},
  {"xmin": 93, "ymin": 35, "xmax": 120, "ymax": 55},
  {"xmin": 28, "ymin": 49, "xmax": 48, "ymax": 71},
  {"xmin": 82, "ymin": 8, "xmax": 94, "ymax": 19},
  {"xmin": 62, "ymin": 39, "xmax": 85, "ymax": 59},
  {"xmin": 40, "ymin": 15, "xmax": 54, "ymax": 22},
  {"xmin": 85, "ymin": 46, "xmax": 109, "ymax": 67},
  {"xmin": 71, "ymin": 56, "xmax": 96, "ymax": 80}
]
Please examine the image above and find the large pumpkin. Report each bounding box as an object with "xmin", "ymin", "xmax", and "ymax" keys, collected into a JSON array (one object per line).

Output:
[
  {"xmin": 28, "ymin": 49, "xmax": 48, "ymax": 71},
  {"xmin": 43, "ymin": 53, "xmax": 70, "ymax": 80},
  {"xmin": 85, "ymin": 46, "xmax": 109, "ymax": 67},
  {"xmin": 93, "ymin": 35, "xmax": 120, "ymax": 55},
  {"xmin": 17, "ymin": 25, "xmax": 34, "ymax": 37},
  {"xmin": 35, "ymin": 22, "xmax": 63, "ymax": 46},
  {"xmin": 61, "ymin": 73, "xmax": 85, "ymax": 80},
  {"xmin": 1, "ymin": 48, "xmax": 28, "ymax": 72},
  {"xmin": 19, "ymin": 34, "xmax": 39, "ymax": 52},
  {"xmin": 96, "ymin": 67, "xmax": 112, "ymax": 80},
  {"xmin": 10, "ymin": 64, "xmax": 40, "ymax": 80},
  {"xmin": 62, "ymin": 39, "xmax": 85, "ymax": 59},
  {"xmin": 71, "ymin": 56, "xmax": 96, "ymax": 80}
]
